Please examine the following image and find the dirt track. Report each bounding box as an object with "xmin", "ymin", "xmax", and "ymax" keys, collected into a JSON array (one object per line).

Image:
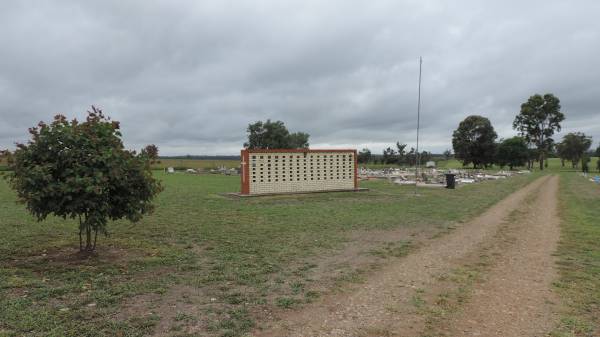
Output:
[{"xmin": 253, "ymin": 175, "xmax": 560, "ymax": 337}]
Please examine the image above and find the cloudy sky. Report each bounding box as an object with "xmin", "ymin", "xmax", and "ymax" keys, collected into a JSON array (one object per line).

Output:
[{"xmin": 1, "ymin": 1, "xmax": 599, "ymax": 155}]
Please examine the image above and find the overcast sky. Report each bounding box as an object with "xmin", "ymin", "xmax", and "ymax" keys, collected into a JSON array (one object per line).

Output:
[{"xmin": 1, "ymin": 1, "xmax": 599, "ymax": 155}]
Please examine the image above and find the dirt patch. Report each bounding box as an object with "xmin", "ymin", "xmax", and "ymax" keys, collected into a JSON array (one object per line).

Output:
[
  {"xmin": 115, "ymin": 284, "xmax": 219, "ymax": 336},
  {"xmin": 443, "ymin": 175, "xmax": 560, "ymax": 336},
  {"xmin": 6, "ymin": 244, "xmax": 143, "ymax": 269},
  {"xmin": 252, "ymin": 175, "xmax": 555, "ymax": 337},
  {"xmin": 245, "ymin": 225, "xmax": 439, "ymax": 326}
]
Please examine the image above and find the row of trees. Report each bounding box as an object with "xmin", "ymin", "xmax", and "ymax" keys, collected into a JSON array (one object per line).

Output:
[
  {"xmin": 357, "ymin": 144, "xmax": 432, "ymax": 166},
  {"xmin": 452, "ymin": 93, "xmax": 599, "ymax": 171},
  {"xmin": 242, "ymin": 121, "xmax": 437, "ymax": 167},
  {"xmin": 453, "ymin": 94, "xmax": 565, "ymax": 170}
]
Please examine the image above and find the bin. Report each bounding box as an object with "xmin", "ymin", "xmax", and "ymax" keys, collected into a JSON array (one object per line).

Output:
[{"xmin": 445, "ymin": 173, "xmax": 456, "ymax": 189}]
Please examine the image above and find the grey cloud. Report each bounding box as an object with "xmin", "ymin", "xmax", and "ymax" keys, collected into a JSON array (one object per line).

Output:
[{"xmin": 1, "ymin": 0, "xmax": 599, "ymax": 155}]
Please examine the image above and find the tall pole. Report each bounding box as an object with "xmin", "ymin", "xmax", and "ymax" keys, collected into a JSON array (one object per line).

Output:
[{"xmin": 415, "ymin": 57, "xmax": 422, "ymax": 195}]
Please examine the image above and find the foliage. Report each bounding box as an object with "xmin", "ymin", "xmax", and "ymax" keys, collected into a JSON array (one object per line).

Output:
[
  {"xmin": 581, "ymin": 155, "xmax": 590, "ymax": 173},
  {"xmin": 556, "ymin": 142, "xmax": 567, "ymax": 167},
  {"xmin": 558, "ymin": 132, "xmax": 592, "ymax": 168},
  {"xmin": 452, "ymin": 115, "xmax": 498, "ymax": 168},
  {"xmin": 513, "ymin": 93, "xmax": 565, "ymax": 170},
  {"xmin": 420, "ymin": 151, "xmax": 432, "ymax": 164},
  {"xmin": 362, "ymin": 142, "xmax": 432, "ymax": 166},
  {"xmin": 142, "ymin": 144, "xmax": 159, "ymax": 164},
  {"xmin": 443, "ymin": 149, "xmax": 453, "ymax": 160},
  {"xmin": 357, "ymin": 148, "xmax": 372, "ymax": 164},
  {"xmin": 4, "ymin": 107, "xmax": 163, "ymax": 252},
  {"xmin": 381, "ymin": 143, "xmax": 413, "ymax": 165},
  {"xmin": 495, "ymin": 137, "xmax": 529, "ymax": 170},
  {"xmin": 382, "ymin": 147, "xmax": 397, "ymax": 164},
  {"xmin": 287, "ymin": 131, "xmax": 310, "ymax": 149},
  {"xmin": 243, "ymin": 120, "xmax": 309, "ymax": 149},
  {"xmin": 396, "ymin": 142, "xmax": 407, "ymax": 164}
]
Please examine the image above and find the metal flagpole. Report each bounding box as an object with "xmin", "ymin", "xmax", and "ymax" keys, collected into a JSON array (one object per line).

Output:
[{"xmin": 415, "ymin": 57, "xmax": 422, "ymax": 195}]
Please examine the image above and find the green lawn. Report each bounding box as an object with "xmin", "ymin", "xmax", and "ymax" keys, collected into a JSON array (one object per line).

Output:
[
  {"xmin": 0, "ymin": 170, "xmax": 541, "ymax": 337},
  {"xmin": 151, "ymin": 159, "xmax": 239, "ymax": 171},
  {"xmin": 553, "ymin": 172, "xmax": 600, "ymax": 336}
]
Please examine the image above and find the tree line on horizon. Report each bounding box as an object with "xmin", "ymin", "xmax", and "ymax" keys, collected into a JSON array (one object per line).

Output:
[
  {"xmin": 451, "ymin": 93, "xmax": 599, "ymax": 172},
  {"xmin": 356, "ymin": 145, "xmax": 436, "ymax": 166},
  {"xmin": 351, "ymin": 93, "xmax": 599, "ymax": 172}
]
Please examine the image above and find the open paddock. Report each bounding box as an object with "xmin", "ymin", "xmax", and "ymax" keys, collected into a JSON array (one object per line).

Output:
[{"xmin": 0, "ymin": 170, "xmax": 540, "ymax": 337}]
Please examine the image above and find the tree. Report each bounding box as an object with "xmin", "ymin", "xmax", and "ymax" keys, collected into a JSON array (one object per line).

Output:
[
  {"xmin": 420, "ymin": 151, "xmax": 432, "ymax": 164},
  {"xmin": 452, "ymin": 115, "xmax": 498, "ymax": 168},
  {"xmin": 443, "ymin": 149, "xmax": 453, "ymax": 160},
  {"xmin": 142, "ymin": 144, "xmax": 159, "ymax": 164},
  {"xmin": 556, "ymin": 142, "xmax": 567, "ymax": 167},
  {"xmin": 243, "ymin": 120, "xmax": 309, "ymax": 149},
  {"xmin": 582, "ymin": 155, "xmax": 590, "ymax": 173},
  {"xmin": 5, "ymin": 107, "xmax": 163, "ymax": 253},
  {"xmin": 406, "ymin": 147, "xmax": 417, "ymax": 166},
  {"xmin": 596, "ymin": 145, "xmax": 600, "ymax": 157},
  {"xmin": 513, "ymin": 93, "xmax": 565, "ymax": 170},
  {"xmin": 396, "ymin": 142, "xmax": 407, "ymax": 164},
  {"xmin": 559, "ymin": 132, "xmax": 592, "ymax": 168},
  {"xmin": 287, "ymin": 132, "xmax": 310, "ymax": 149},
  {"xmin": 495, "ymin": 137, "xmax": 529, "ymax": 170},
  {"xmin": 358, "ymin": 148, "xmax": 372, "ymax": 164},
  {"xmin": 382, "ymin": 147, "xmax": 397, "ymax": 164}
]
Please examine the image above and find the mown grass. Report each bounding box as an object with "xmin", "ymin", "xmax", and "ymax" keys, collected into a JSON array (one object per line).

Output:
[
  {"xmin": 552, "ymin": 172, "xmax": 600, "ymax": 336},
  {"xmin": 151, "ymin": 159, "xmax": 239, "ymax": 171},
  {"xmin": 0, "ymin": 171, "xmax": 539, "ymax": 337}
]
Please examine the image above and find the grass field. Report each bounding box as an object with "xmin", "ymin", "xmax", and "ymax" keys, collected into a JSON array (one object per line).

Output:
[
  {"xmin": 0, "ymin": 170, "xmax": 540, "ymax": 337},
  {"xmin": 0, "ymin": 156, "xmax": 8, "ymax": 171},
  {"xmin": 151, "ymin": 159, "xmax": 239, "ymax": 171},
  {"xmin": 553, "ymin": 172, "xmax": 600, "ymax": 336}
]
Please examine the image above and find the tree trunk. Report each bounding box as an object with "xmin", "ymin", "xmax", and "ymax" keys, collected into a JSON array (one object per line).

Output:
[
  {"xmin": 78, "ymin": 215, "xmax": 84, "ymax": 252},
  {"xmin": 539, "ymin": 151, "xmax": 544, "ymax": 170},
  {"xmin": 86, "ymin": 226, "xmax": 92, "ymax": 251},
  {"xmin": 93, "ymin": 229, "xmax": 98, "ymax": 251}
]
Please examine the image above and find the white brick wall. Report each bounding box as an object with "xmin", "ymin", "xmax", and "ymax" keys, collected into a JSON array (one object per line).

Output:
[{"xmin": 248, "ymin": 151, "xmax": 355, "ymax": 194}]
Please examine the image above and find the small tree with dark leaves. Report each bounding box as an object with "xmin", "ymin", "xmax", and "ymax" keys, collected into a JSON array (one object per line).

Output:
[
  {"xmin": 452, "ymin": 115, "xmax": 498, "ymax": 168},
  {"xmin": 357, "ymin": 148, "xmax": 372, "ymax": 164},
  {"xmin": 5, "ymin": 107, "xmax": 163, "ymax": 253},
  {"xmin": 495, "ymin": 137, "xmax": 530, "ymax": 170},
  {"xmin": 244, "ymin": 120, "xmax": 309, "ymax": 149}
]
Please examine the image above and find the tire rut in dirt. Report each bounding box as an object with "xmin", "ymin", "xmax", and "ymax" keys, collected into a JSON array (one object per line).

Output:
[
  {"xmin": 442, "ymin": 175, "xmax": 560, "ymax": 337},
  {"xmin": 252, "ymin": 176, "xmax": 553, "ymax": 337}
]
